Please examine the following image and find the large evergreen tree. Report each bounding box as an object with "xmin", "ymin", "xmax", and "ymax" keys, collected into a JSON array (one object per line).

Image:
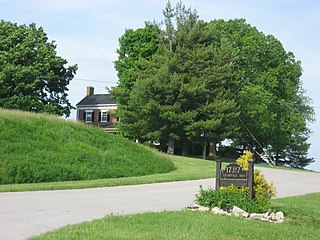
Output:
[
  {"xmin": 113, "ymin": 2, "xmax": 238, "ymax": 155},
  {"xmin": 0, "ymin": 21, "xmax": 77, "ymax": 117},
  {"xmin": 113, "ymin": 2, "xmax": 314, "ymax": 167}
]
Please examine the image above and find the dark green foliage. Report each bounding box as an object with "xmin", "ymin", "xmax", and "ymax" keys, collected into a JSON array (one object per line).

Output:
[
  {"xmin": 195, "ymin": 186, "xmax": 270, "ymax": 213},
  {"xmin": 113, "ymin": 2, "xmax": 239, "ymax": 155},
  {"xmin": 114, "ymin": 22, "xmax": 160, "ymax": 90},
  {"xmin": 207, "ymin": 19, "xmax": 315, "ymax": 167},
  {"xmin": 113, "ymin": 2, "xmax": 314, "ymax": 168},
  {"xmin": 284, "ymin": 135, "xmax": 314, "ymax": 168},
  {"xmin": 0, "ymin": 21, "xmax": 77, "ymax": 117},
  {"xmin": 0, "ymin": 109, "xmax": 175, "ymax": 184},
  {"xmin": 113, "ymin": 22, "xmax": 161, "ymax": 108}
]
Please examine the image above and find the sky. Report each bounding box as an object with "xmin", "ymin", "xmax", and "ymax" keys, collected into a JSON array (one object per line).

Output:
[{"xmin": 1, "ymin": 0, "xmax": 319, "ymax": 171}]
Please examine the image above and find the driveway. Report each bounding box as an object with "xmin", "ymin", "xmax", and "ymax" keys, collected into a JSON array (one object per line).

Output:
[{"xmin": 0, "ymin": 167, "xmax": 319, "ymax": 240}]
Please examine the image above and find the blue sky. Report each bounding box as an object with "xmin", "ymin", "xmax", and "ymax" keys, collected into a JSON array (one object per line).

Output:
[{"xmin": 1, "ymin": 0, "xmax": 319, "ymax": 171}]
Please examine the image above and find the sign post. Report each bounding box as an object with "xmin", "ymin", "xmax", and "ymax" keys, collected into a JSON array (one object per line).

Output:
[{"xmin": 216, "ymin": 160, "xmax": 254, "ymax": 199}]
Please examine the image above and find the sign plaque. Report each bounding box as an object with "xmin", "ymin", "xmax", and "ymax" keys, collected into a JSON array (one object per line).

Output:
[{"xmin": 216, "ymin": 160, "xmax": 254, "ymax": 199}]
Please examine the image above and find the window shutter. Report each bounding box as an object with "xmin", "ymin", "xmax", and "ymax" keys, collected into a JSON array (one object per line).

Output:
[
  {"xmin": 83, "ymin": 112, "xmax": 86, "ymax": 121},
  {"xmin": 107, "ymin": 113, "xmax": 110, "ymax": 122},
  {"xmin": 99, "ymin": 112, "xmax": 101, "ymax": 122}
]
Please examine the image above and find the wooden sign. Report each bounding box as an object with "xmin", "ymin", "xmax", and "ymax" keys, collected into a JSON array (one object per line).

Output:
[{"xmin": 215, "ymin": 160, "xmax": 254, "ymax": 199}]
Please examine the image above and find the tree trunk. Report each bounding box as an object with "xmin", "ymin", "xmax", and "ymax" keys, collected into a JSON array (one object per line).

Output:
[
  {"xmin": 202, "ymin": 142, "xmax": 207, "ymax": 159},
  {"xmin": 167, "ymin": 137, "xmax": 175, "ymax": 155},
  {"xmin": 182, "ymin": 140, "xmax": 188, "ymax": 156},
  {"xmin": 209, "ymin": 142, "xmax": 217, "ymax": 159}
]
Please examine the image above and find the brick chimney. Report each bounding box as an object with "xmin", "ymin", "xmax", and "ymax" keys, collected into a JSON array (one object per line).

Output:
[{"xmin": 86, "ymin": 86, "xmax": 94, "ymax": 96}]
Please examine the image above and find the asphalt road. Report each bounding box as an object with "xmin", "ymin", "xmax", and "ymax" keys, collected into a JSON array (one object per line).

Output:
[{"xmin": 0, "ymin": 167, "xmax": 319, "ymax": 240}]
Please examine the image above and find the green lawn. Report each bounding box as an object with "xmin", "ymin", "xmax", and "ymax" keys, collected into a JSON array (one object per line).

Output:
[
  {"xmin": 2, "ymin": 109, "xmax": 314, "ymax": 192},
  {"xmin": 0, "ymin": 155, "xmax": 216, "ymax": 192},
  {"xmin": 31, "ymin": 192, "xmax": 320, "ymax": 240},
  {"xmin": 0, "ymin": 109, "xmax": 175, "ymax": 185}
]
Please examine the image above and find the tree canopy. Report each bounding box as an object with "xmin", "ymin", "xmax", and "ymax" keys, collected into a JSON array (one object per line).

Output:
[
  {"xmin": 0, "ymin": 21, "xmax": 77, "ymax": 117},
  {"xmin": 113, "ymin": 2, "xmax": 239, "ymax": 157},
  {"xmin": 207, "ymin": 19, "xmax": 314, "ymax": 166},
  {"xmin": 112, "ymin": 2, "xmax": 314, "ymax": 168}
]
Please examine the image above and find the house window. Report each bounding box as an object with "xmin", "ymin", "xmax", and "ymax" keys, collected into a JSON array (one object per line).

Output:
[
  {"xmin": 85, "ymin": 110, "xmax": 93, "ymax": 122},
  {"xmin": 101, "ymin": 111, "xmax": 110, "ymax": 122}
]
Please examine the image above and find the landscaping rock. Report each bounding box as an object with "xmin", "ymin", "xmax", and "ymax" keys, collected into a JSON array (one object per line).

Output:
[
  {"xmin": 249, "ymin": 213, "xmax": 266, "ymax": 220},
  {"xmin": 186, "ymin": 203, "xmax": 204, "ymax": 211},
  {"xmin": 232, "ymin": 206, "xmax": 249, "ymax": 218},
  {"xmin": 211, "ymin": 207, "xmax": 229, "ymax": 216},
  {"xmin": 197, "ymin": 206, "xmax": 210, "ymax": 212},
  {"xmin": 275, "ymin": 211, "xmax": 285, "ymax": 223},
  {"xmin": 264, "ymin": 211, "xmax": 285, "ymax": 223},
  {"xmin": 269, "ymin": 212, "xmax": 277, "ymax": 221},
  {"xmin": 187, "ymin": 203, "xmax": 200, "ymax": 210},
  {"xmin": 187, "ymin": 204, "xmax": 285, "ymax": 223}
]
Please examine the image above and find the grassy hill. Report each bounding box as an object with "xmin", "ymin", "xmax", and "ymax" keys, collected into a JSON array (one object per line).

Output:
[{"xmin": 0, "ymin": 109, "xmax": 175, "ymax": 184}]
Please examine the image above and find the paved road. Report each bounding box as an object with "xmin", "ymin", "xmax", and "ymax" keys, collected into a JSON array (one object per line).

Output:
[{"xmin": 0, "ymin": 168, "xmax": 319, "ymax": 240}]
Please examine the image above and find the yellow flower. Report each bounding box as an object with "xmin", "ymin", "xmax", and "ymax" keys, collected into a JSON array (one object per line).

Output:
[
  {"xmin": 236, "ymin": 151, "xmax": 253, "ymax": 170},
  {"xmin": 234, "ymin": 151, "xmax": 276, "ymax": 198}
]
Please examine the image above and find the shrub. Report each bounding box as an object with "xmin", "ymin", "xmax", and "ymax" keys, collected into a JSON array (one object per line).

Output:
[
  {"xmin": 253, "ymin": 170, "xmax": 276, "ymax": 199},
  {"xmin": 195, "ymin": 186, "xmax": 269, "ymax": 213},
  {"xmin": 222, "ymin": 151, "xmax": 276, "ymax": 199},
  {"xmin": 235, "ymin": 150, "xmax": 253, "ymax": 170},
  {"xmin": 236, "ymin": 151, "xmax": 276, "ymax": 198},
  {"xmin": 195, "ymin": 151, "xmax": 276, "ymax": 213}
]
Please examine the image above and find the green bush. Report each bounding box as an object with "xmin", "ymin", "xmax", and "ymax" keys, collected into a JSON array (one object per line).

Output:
[
  {"xmin": 234, "ymin": 151, "xmax": 276, "ymax": 199},
  {"xmin": 213, "ymin": 151, "xmax": 276, "ymax": 212},
  {"xmin": 195, "ymin": 186, "xmax": 270, "ymax": 213},
  {"xmin": 196, "ymin": 151, "xmax": 276, "ymax": 212}
]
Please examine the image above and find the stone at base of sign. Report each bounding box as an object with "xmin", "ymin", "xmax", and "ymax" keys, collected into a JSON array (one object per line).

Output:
[
  {"xmin": 249, "ymin": 213, "xmax": 268, "ymax": 220},
  {"xmin": 187, "ymin": 204, "xmax": 285, "ymax": 223},
  {"xmin": 197, "ymin": 206, "xmax": 210, "ymax": 212},
  {"xmin": 232, "ymin": 206, "xmax": 249, "ymax": 218},
  {"xmin": 211, "ymin": 207, "xmax": 230, "ymax": 216},
  {"xmin": 187, "ymin": 204, "xmax": 210, "ymax": 212}
]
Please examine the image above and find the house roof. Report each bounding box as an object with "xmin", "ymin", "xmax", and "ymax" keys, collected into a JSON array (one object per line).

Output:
[{"xmin": 76, "ymin": 94, "xmax": 116, "ymax": 106}]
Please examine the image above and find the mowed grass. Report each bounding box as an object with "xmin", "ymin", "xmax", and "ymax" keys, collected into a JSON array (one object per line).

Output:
[
  {"xmin": 0, "ymin": 109, "xmax": 216, "ymax": 192},
  {"xmin": 31, "ymin": 193, "xmax": 320, "ymax": 240},
  {"xmin": 0, "ymin": 109, "xmax": 174, "ymax": 184},
  {"xmin": 0, "ymin": 154, "xmax": 216, "ymax": 192}
]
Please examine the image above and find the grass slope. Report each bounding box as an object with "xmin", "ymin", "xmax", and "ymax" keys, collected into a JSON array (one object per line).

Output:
[
  {"xmin": 32, "ymin": 193, "xmax": 320, "ymax": 240},
  {"xmin": 0, "ymin": 109, "xmax": 175, "ymax": 184},
  {"xmin": 0, "ymin": 155, "xmax": 216, "ymax": 192}
]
